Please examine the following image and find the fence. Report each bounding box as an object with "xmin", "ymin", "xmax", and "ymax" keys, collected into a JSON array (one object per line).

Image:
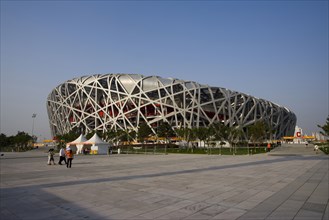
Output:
[{"xmin": 111, "ymin": 143, "xmax": 278, "ymax": 155}]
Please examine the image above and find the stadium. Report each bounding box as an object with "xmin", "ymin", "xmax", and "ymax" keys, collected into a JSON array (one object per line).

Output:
[{"xmin": 47, "ymin": 73, "xmax": 296, "ymax": 140}]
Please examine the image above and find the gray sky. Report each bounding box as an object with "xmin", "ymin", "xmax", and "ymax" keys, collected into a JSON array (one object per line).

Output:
[{"xmin": 1, "ymin": 1, "xmax": 328, "ymax": 140}]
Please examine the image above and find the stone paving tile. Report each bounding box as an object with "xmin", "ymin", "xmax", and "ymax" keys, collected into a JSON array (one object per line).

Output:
[
  {"xmin": 289, "ymin": 182, "xmax": 318, "ymax": 201},
  {"xmin": 302, "ymin": 202, "xmax": 327, "ymax": 213},
  {"xmin": 135, "ymin": 203, "xmax": 167, "ymax": 214},
  {"xmin": 205, "ymin": 190, "xmax": 243, "ymax": 204},
  {"xmin": 188, "ymin": 193, "xmax": 215, "ymax": 202},
  {"xmin": 224, "ymin": 189, "xmax": 259, "ymax": 204},
  {"xmin": 182, "ymin": 212, "xmax": 214, "ymax": 219},
  {"xmin": 308, "ymin": 182, "xmax": 329, "ymax": 205},
  {"xmin": 196, "ymin": 204, "xmax": 228, "ymax": 217},
  {"xmin": 181, "ymin": 202, "xmax": 211, "ymax": 214},
  {"xmin": 136, "ymin": 199, "xmax": 197, "ymax": 219},
  {"xmin": 235, "ymin": 199, "xmax": 261, "ymax": 210},
  {"xmin": 139, "ymin": 206, "xmax": 184, "ymax": 219},
  {"xmin": 211, "ymin": 207, "xmax": 247, "ymax": 220},
  {"xmin": 218, "ymin": 200, "xmax": 240, "ymax": 208},
  {"xmin": 92, "ymin": 204, "xmax": 123, "ymax": 214},
  {"xmin": 104, "ymin": 210, "xmax": 143, "ymax": 219},
  {"xmin": 293, "ymin": 209, "xmax": 324, "ymax": 220},
  {"xmin": 155, "ymin": 209, "xmax": 195, "ymax": 219},
  {"xmin": 156, "ymin": 196, "xmax": 184, "ymax": 206},
  {"xmin": 266, "ymin": 199, "xmax": 304, "ymax": 220},
  {"xmin": 179, "ymin": 191, "xmax": 209, "ymax": 200},
  {"xmin": 249, "ymin": 190, "xmax": 275, "ymax": 202},
  {"xmin": 324, "ymin": 203, "xmax": 329, "ymax": 220},
  {"xmin": 133, "ymin": 193, "xmax": 163, "ymax": 202},
  {"xmin": 143, "ymin": 194, "xmax": 173, "ymax": 204}
]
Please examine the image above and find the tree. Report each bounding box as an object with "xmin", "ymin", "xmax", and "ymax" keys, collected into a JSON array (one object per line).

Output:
[
  {"xmin": 157, "ymin": 122, "xmax": 175, "ymax": 154},
  {"xmin": 137, "ymin": 123, "xmax": 153, "ymax": 144},
  {"xmin": 0, "ymin": 133, "xmax": 9, "ymax": 147},
  {"xmin": 104, "ymin": 129, "xmax": 117, "ymax": 143},
  {"xmin": 57, "ymin": 129, "xmax": 80, "ymax": 143},
  {"xmin": 247, "ymin": 121, "xmax": 267, "ymax": 153},
  {"xmin": 194, "ymin": 127, "xmax": 209, "ymax": 149},
  {"xmin": 205, "ymin": 126, "xmax": 216, "ymax": 151},
  {"xmin": 137, "ymin": 123, "xmax": 153, "ymax": 154},
  {"xmin": 212, "ymin": 123, "xmax": 231, "ymax": 155},
  {"xmin": 86, "ymin": 130, "xmax": 103, "ymax": 140},
  {"xmin": 104, "ymin": 129, "xmax": 127, "ymax": 146},
  {"xmin": 55, "ymin": 128, "xmax": 81, "ymax": 150},
  {"xmin": 13, "ymin": 131, "xmax": 32, "ymax": 151},
  {"xmin": 115, "ymin": 130, "xmax": 126, "ymax": 146},
  {"xmin": 157, "ymin": 122, "xmax": 175, "ymax": 144},
  {"xmin": 227, "ymin": 127, "xmax": 243, "ymax": 155},
  {"xmin": 120, "ymin": 129, "xmax": 136, "ymax": 144},
  {"xmin": 175, "ymin": 127, "xmax": 196, "ymax": 151},
  {"xmin": 195, "ymin": 126, "xmax": 216, "ymax": 154},
  {"xmin": 318, "ymin": 116, "xmax": 329, "ymax": 137}
]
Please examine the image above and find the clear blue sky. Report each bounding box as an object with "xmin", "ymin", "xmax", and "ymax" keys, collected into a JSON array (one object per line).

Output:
[{"xmin": 1, "ymin": 0, "xmax": 328, "ymax": 140}]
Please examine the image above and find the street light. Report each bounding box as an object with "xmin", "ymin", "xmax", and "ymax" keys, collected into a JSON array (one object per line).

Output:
[{"xmin": 32, "ymin": 113, "xmax": 37, "ymax": 138}]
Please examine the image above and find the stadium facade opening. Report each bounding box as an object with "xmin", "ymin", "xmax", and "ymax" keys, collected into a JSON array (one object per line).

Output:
[{"xmin": 47, "ymin": 74, "xmax": 296, "ymax": 139}]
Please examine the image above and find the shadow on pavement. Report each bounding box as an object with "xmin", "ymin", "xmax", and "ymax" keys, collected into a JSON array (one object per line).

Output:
[{"xmin": 0, "ymin": 187, "xmax": 107, "ymax": 220}]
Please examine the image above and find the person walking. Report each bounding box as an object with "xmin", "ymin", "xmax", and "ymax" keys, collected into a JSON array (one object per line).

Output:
[
  {"xmin": 314, "ymin": 145, "xmax": 319, "ymax": 154},
  {"xmin": 66, "ymin": 147, "xmax": 74, "ymax": 168},
  {"xmin": 58, "ymin": 147, "xmax": 67, "ymax": 165},
  {"xmin": 267, "ymin": 143, "xmax": 271, "ymax": 152},
  {"xmin": 47, "ymin": 149, "xmax": 56, "ymax": 165}
]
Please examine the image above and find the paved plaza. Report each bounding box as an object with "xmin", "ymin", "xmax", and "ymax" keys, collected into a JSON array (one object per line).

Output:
[{"xmin": 0, "ymin": 144, "xmax": 328, "ymax": 220}]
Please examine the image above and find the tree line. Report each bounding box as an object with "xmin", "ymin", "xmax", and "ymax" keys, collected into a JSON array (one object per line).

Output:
[{"xmin": 0, "ymin": 132, "xmax": 35, "ymax": 151}]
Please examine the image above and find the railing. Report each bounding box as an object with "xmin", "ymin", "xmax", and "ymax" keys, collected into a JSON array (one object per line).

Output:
[{"xmin": 108, "ymin": 143, "xmax": 279, "ymax": 155}]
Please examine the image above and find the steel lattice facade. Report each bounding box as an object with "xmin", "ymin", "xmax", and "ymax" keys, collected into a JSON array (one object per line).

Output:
[{"xmin": 47, "ymin": 73, "xmax": 296, "ymax": 139}]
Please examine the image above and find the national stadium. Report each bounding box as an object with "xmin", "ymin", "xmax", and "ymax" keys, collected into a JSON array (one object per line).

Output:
[{"xmin": 47, "ymin": 73, "xmax": 296, "ymax": 139}]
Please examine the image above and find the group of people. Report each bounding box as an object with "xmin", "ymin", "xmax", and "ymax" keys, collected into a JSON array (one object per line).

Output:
[{"xmin": 47, "ymin": 146, "xmax": 74, "ymax": 168}]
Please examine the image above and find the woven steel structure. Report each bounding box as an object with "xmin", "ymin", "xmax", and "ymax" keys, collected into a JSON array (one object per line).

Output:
[{"xmin": 47, "ymin": 74, "xmax": 296, "ymax": 139}]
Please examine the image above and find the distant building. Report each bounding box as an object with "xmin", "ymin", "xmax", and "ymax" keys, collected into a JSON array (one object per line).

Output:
[
  {"xmin": 47, "ymin": 73, "xmax": 296, "ymax": 139},
  {"xmin": 292, "ymin": 126, "xmax": 305, "ymax": 143},
  {"xmin": 312, "ymin": 132, "xmax": 328, "ymax": 142}
]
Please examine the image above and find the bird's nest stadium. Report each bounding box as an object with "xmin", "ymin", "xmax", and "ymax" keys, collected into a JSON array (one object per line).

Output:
[{"xmin": 47, "ymin": 73, "xmax": 296, "ymax": 139}]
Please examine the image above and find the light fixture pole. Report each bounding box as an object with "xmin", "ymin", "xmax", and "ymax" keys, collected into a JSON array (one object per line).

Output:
[{"xmin": 32, "ymin": 113, "xmax": 37, "ymax": 139}]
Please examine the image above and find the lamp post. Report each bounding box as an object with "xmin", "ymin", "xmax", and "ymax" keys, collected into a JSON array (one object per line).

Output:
[{"xmin": 32, "ymin": 113, "xmax": 37, "ymax": 138}]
